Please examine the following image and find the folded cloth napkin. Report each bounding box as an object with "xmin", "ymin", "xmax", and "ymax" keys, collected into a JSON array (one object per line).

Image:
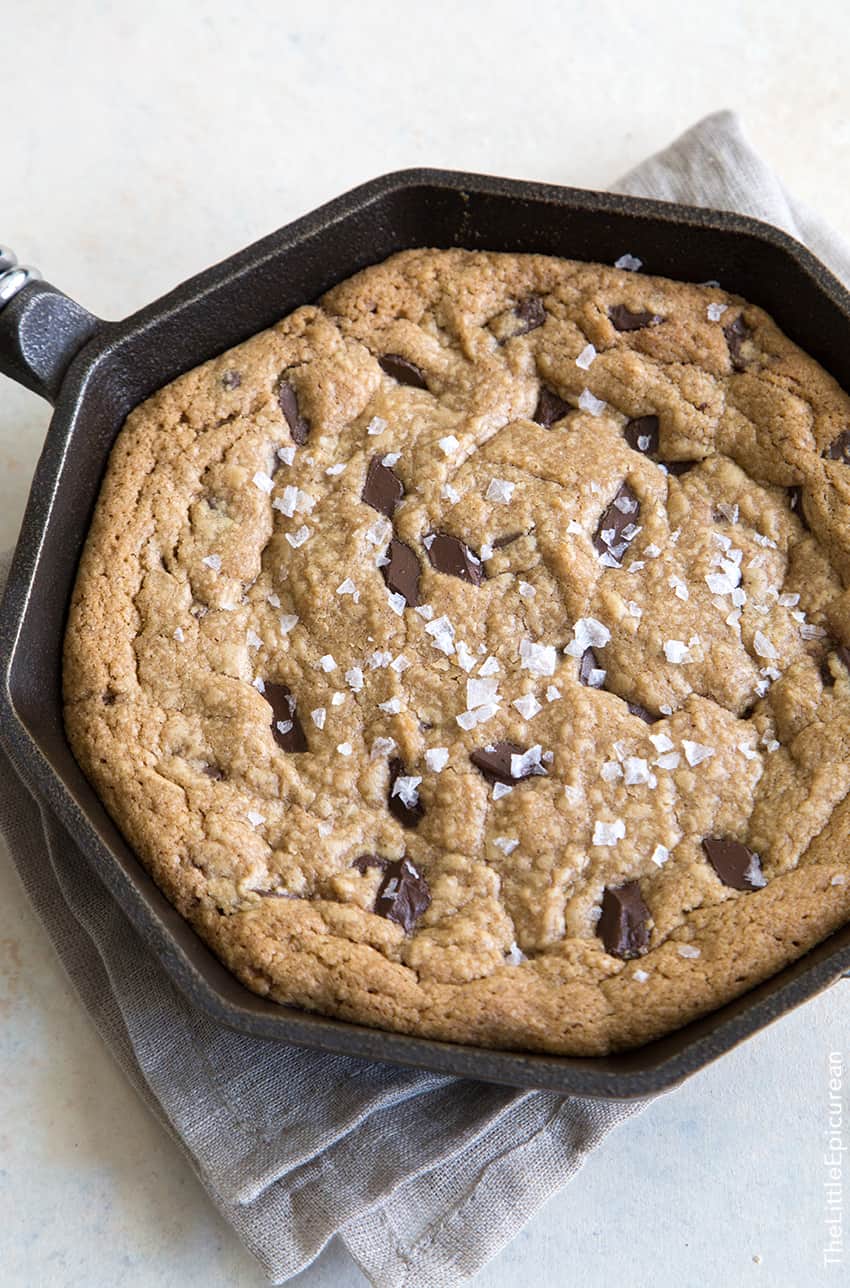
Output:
[{"xmin": 2, "ymin": 109, "xmax": 847, "ymax": 1287}]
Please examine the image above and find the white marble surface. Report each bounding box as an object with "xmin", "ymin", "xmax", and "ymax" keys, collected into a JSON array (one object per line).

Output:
[{"xmin": 2, "ymin": 2, "xmax": 850, "ymax": 1284}]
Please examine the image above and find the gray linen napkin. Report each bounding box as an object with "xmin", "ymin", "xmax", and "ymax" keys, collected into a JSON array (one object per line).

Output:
[{"xmin": 2, "ymin": 108, "xmax": 846, "ymax": 1286}]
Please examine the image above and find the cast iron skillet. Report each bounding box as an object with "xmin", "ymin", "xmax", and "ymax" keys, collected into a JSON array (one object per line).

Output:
[{"xmin": 2, "ymin": 169, "xmax": 850, "ymax": 1099}]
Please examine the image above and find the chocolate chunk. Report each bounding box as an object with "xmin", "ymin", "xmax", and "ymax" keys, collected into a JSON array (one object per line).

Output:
[
  {"xmin": 352, "ymin": 853, "xmax": 389, "ymax": 874},
  {"xmin": 533, "ymin": 386, "xmax": 571, "ymax": 428},
  {"xmin": 426, "ymin": 532, "xmax": 482, "ymax": 585},
  {"xmin": 664, "ymin": 459, "xmax": 697, "ymax": 477},
  {"xmin": 579, "ymin": 647, "xmax": 605, "ymax": 688},
  {"xmin": 278, "ymin": 380, "xmax": 310, "ymax": 444},
  {"xmin": 703, "ymin": 837, "xmax": 765, "ymax": 891},
  {"xmin": 379, "ymin": 353, "xmax": 428, "ymax": 389},
  {"xmin": 723, "ymin": 315, "xmax": 751, "ymax": 370},
  {"xmin": 514, "ymin": 296, "xmax": 546, "ymax": 334},
  {"xmin": 221, "ymin": 369, "xmax": 241, "ymax": 390},
  {"xmin": 593, "ymin": 482, "xmax": 641, "ymax": 560},
  {"xmin": 597, "ymin": 882, "xmax": 650, "ymax": 958},
  {"xmin": 609, "ymin": 304, "xmax": 662, "ymax": 332},
  {"xmin": 388, "ymin": 757, "xmax": 425, "ymax": 828},
  {"xmin": 362, "ymin": 456, "xmax": 404, "ymax": 517},
  {"xmin": 264, "ymin": 682, "xmax": 308, "ymax": 752},
  {"xmin": 201, "ymin": 763, "xmax": 225, "ymax": 780},
  {"xmin": 374, "ymin": 857, "xmax": 431, "ymax": 932},
  {"xmin": 470, "ymin": 741, "xmax": 547, "ymax": 786},
  {"xmin": 381, "ymin": 537, "xmax": 420, "ymax": 606},
  {"xmin": 491, "ymin": 530, "xmax": 525, "ymax": 550},
  {"xmin": 624, "ymin": 415, "xmax": 660, "ymax": 457},
  {"xmin": 627, "ymin": 701, "xmax": 657, "ymax": 724},
  {"xmin": 824, "ymin": 430, "xmax": 850, "ymax": 464}
]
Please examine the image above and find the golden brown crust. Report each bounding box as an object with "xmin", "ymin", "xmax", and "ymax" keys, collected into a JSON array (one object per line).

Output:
[{"xmin": 63, "ymin": 248, "xmax": 850, "ymax": 1055}]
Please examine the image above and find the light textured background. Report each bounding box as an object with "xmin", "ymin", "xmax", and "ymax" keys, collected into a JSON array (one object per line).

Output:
[{"xmin": 2, "ymin": 2, "xmax": 850, "ymax": 1285}]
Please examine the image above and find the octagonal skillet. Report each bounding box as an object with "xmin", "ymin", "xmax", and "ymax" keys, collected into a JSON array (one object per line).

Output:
[{"xmin": 2, "ymin": 169, "xmax": 850, "ymax": 1099}]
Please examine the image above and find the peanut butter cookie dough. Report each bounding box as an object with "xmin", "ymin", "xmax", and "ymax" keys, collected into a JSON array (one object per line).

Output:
[{"xmin": 63, "ymin": 248, "xmax": 850, "ymax": 1055}]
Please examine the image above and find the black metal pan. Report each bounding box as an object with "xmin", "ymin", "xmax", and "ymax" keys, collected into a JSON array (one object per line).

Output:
[{"xmin": 2, "ymin": 169, "xmax": 849, "ymax": 1099}]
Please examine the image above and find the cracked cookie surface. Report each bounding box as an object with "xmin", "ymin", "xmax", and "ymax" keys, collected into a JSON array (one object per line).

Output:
[{"xmin": 63, "ymin": 248, "xmax": 850, "ymax": 1055}]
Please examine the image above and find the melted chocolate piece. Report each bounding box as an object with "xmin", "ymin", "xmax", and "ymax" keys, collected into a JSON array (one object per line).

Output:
[
  {"xmin": 702, "ymin": 837, "xmax": 765, "ymax": 891},
  {"xmin": 579, "ymin": 647, "xmax": 605, "ymax": 688},
  {"xmin": 278, "ymin": 380, "xmax": 310, "ymax": 445},
  {"xmin": 264, "ymin": 682, "xmax": 308, "ymax": 752},
  {"xmin": 221, "ymin": 369, "xmax": 241, "ymax": 390},
  {"xmin": 491, "ymin": 530, "xmax": 526, "ymax": 549},
  {"xmin": 533, "ymin": 386, "xmax": 571, "ymax": 428},
  {"xmin": 627, "ymin": 701, "xmax": 657, "ymax": 724},
  {"xmin": 514, "ymin": 296, "xmax": 546, "ymax": 334},
  {"xmin": 788, "ymin": 485, "xmax": 810, "ymax": 531},
  {"xmin": 362, "ymin": 456, "xmax": 404, "ymax": 517},
  {"xmin": 426, "ymin": 532, "xmax": 482, "ymax": 585},
  {"xmin": 824, "ymin": 429, "xmax": 850, "ymax": 464},
  {"xmin": 201, "ymin": 763, "xmax": 225, "ymax": 781},
  {"xmin": 624, "ymin": 415, "xmax": 660, "ymax": 456},
  {"xmin": 664, "ymin": 459, "xmax": 698, "ymax": 477},
  {"xmin": 609, "ymin": 304, "xmax": 662, "ymax": 332},
  {"xmin": 381, "ymin": 537, "xmax": 421, "ymax": 607},
  {"xmin": 352, "ymin": 854, "xmax": 389, "ymax": 874},
  {"xmin": 374, "ymin": 857, "xmax": 431, "ymax": 932},
  {"xmin": 597, "ymin": 882, "xmax": 650, "ymax": 958},
  {"xmin": 379, "ymin": 353, "xmax": 428, "ymax": 389},
  {"xmin": 470, "ymin": 741, "xmax": 546, "ymax": 786},
  {"xmin": 593, "ymin": 482, "xmax": 641, "ymax": 559},
  {"xmin": 723, "ymin": 315, "xmax": 751, "ymax": 371},
  {"xmin": 388, "ymin": 757, "xmax": 425, "ymax": 828}
]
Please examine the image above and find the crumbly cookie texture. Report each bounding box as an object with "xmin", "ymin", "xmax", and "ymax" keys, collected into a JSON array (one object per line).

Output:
[{"xmin": 63, "ymin": 248, "xmax": 850, "ymax": 1056}]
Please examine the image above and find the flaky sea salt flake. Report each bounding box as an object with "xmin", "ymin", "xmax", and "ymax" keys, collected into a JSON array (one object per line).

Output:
[
  {"xmin": 576, "ymin": 343, "xmax": 597, "ymax": 370},
  {"xmin": 615, "ymin": 253, "xmax": 642, "ymax": 272},
  {"xmin": 592, "ymin": 818, "xmax": 626, "ymax": 846},
  {"xmin": 579, "ymin": 388, "xmax": 606, "ymax": 417},
  {"xmin": 425, "ymin": 747, "xmax": 449, "ymax": 773}
]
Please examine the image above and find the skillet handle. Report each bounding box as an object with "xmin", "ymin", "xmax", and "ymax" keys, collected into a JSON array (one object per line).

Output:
[{"xmin": 0, "ymin": 247, "xmax": 100, "ymax": 404}]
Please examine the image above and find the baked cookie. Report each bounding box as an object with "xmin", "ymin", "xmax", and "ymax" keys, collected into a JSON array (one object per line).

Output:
[{"xmin": 63, "ymin": 248, "xmax": 850, "ymax": 1055}]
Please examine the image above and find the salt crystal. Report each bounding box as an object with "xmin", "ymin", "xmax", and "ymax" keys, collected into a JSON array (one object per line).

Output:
[
  {"xmin": 331, "ymin": 692, "xmax": 345, "ymax": 706},
  {"xmin": 576, "ymin": 343, "xmax": 597, "ymax": 370},
  {"xmin": 267, "ymin": 593, "xmax": 281, "ymax": 608},
  {"xmin": 738, "ymin": 743, "xmax": 759, "ymax": 760},
  {"xmin": 246, "ymin": 810, "xmax": 265, "ymax": 827},
  {"xmin": 336, "ymin": 578, "xmax": 357, "ymax": 597},
  {"xmin": 546, "ymin": 685, "xmax": 561, "ymax": 702},
  {"xmin": 682, "ymin": 739, "xmax": 714, "ymax": 766},
  {"xmin": 644, "ymin": 543, "xmax": 661, "ymax": 559},
  {"xmin": 326, "ymin": 462, "xmax": 346, "ymax": 476},
  {"xmin": 505, "ymin": 941, "xmax": 526, "ymax": 964},
  {"xmin": 800, "ymin": 623, "xmax": 827, "ymax": 640},
  {"xmin": 663, "ymin": 639, "xmax": 690, "ymax": 664},
  {"xmin": 592, "ymin": 819, "xmax": 626, "ymax": 846},
  {"xmin": 831, "ymin": 874, "xmax": 847, "ymax": 887},
  {"xmin": 274, "ymin": 484, "xmax": 299, "ymax": 517},
  {"xmin": 479, "ymin": 542, "xmax": 494, "ymax": 559},
  {"xmin": 425, "ymin": 747, "xmax": 450, "ymax": 772},
  {"xmin": 486, "ymin": 478, "xmax": 516, "ymax": 504},
  {"xmin": 252, "ymin": 677, "xmax": 266, "ymax": 693},
  {"xmin": 276, "ymin": 720, "xmax": 293, "ymax": 736},
  {"xmin": 442, "ymin": 484, "xmax": 461, "ymax": 503},
  {"xmin": 415, "ymin": 604, "xmax": 435, "ymax": 621},
  {"xmin": 518, "ymin": 581, "xmax": 536, "ymax": 599},
  {"xmin": 707, "ymin": 302, "xmax": 728, "ymax": 322},
  {"xmin": 467, "ymin": 677, "xmax": 500, "ymax": 709},
  {"xmin": 455, "ymin": 641, "xmax": 477, "ymax": 673},
  {"xmin": 285, "ymin": 525, "xmax": 310, "ymax": 548},
  {"xmin": 173, "ymin": 626, "xmax": 184, "ymax": 642},
  {"xmin": 311, "ymin": 707, "xmax": 326, "ymax": 729},
  {"xmin": 202, "ymin": 554, "xmax": 222, "ymax": 573},
  {"xmin": 387, "ymin": 591, "xmax": 407, "ymax": 616},
  {"xmin": 391, "ymin": 775, "xmax": 422, "ymax": 808},
  {"xmin": 567, "ymin": 519, "xmax": 583, "ymax": 535},
  {"xmin": 367, "ymin": 650, "xmax": 392, "ymax": 669},
  {"xmin": 519, "ymin": 638, "xmax": 557, "ymax": 675},
  {"xmin": 668, "ymin": 574, "xmax": 689, "ymax": 601},
  {"xmin": 512, "ymin": 693, "xmax": 542, "ymax": 720},
  {"xmin": 336, "ymin": 742, "xmax": 353, "ymax": 756},
  {"xmin": 615, "ymin": 253, "xmax": 642, "ymax": 272},
  {"xmin": 654, "ymin": 752, "xmax": 680, "ymax": 770},
  {"xmin": 247, "ymin": 628, "xmax": 262, "ymax": 650},
  {"xmin": 624, "ymin": 757, "xmax": 651, "ymax": 785},
  {"xmin": 649, "ymin": 732, "xmax": 674, "ymax": 753},
  {"xmin": 253, "ymin": 470, "xmax": 274, "ymax": 494},
  {"xmin": 633, "ymin": 968, "xmax": 650, "ymax": 983},
  {"xmin": 601, "ymin": 761, "xmax": 623, "ymax": 783},
  {"xmin": 390, "ymin": 654, "xmax": 411, "ymax": 674},
  {"xmin": 626, "ymin": 601, "xmax": 643, "ymax": 619},
  {"xmin": 565, "ymin": 617, "xmax": 611, "ymax": 657},
  {"xmin": 345, "ymin": 665, "xmax": 364, "ymax": 690},
  {"xmin": 279, "ymin": 614, "xmax": 299, "ymax": 636},
  {"xmin": 318, "ymin": 654, "xmax": 337, "ymax": 672},
  {"xmin": 564, "ymin": 784, "xmax": 583, "ymax": 805},
  {"xmin": 370, "ymin": 736, "xmax": 396, "ymax": 760},
  {"xmin": 366, "ymin": 416, "xmax": 387, "ymax": 436},
  {"xmin": 753, "ymin": 630, "xmax": 778, "ymax": 660},
  {"xmin": 378, "ymin": 697, "xmax": 402, "ymax": 714},
  {"xmin": 778, "ymin": 592, "xmax": 799, "ymax": 607},
  {"xmin": 651, "ymin": 844, "xmax": 670, "ymax": 867},
  {"xmin": 479, "ymin": 655, "xmax": 500, "ymax": 677},
  {"xmin": 382, "ymin": 452, "xmax": 401, "ymax": 467},
  {"xmin": 439, "ymin": 435, "xmax": 460, "ymax": 455},
  {"xmin": 365, "ymin": 516, "xmax": 392, "ymax": 546},
  {"xmin": 277, "ymin": 445, "xmax": 296, "ymax": 466},
  {"xmin": 677, "ymin": 944, "xmax": 701, "ymax": 959},
  {"xmin": 579, "ymin": 388, "xmax": 606, "ymax": 417},
  {"xmin": 511, "ymin": 745, "xmax": 544, "ymax": 779},
  {"xmin": 494, "ymin": 836, "xmax": 519, "ymax": 855},
  {"xmin": 492, "ymin": 782, "xmax": 512, "ymax": 800}
]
